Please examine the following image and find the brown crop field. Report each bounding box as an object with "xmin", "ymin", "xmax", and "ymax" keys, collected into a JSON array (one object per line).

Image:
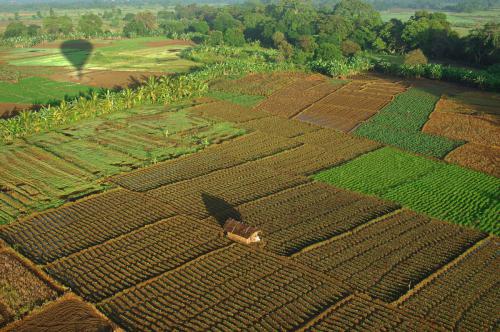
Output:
[
  {"xmin": 0, "ymin": 249, "xmax": 61, "ymax": 327},
  {"xmin": 204, "ymin": 182, "xmax": 399, "ymax": 256},
  {"xmin": 210, "ymin": 72, "xmax": 309, "ymax": 96},
  {"xmin": 445, "ymin": 143, "xmax": 500, "ymax": 177},
  {"xmin": 293, "ymin": 210, "xmax": 486, "ymax": 302},
  {"xmin": 397, "ymin": 236, "xmax": 499, "ymax": 331},
  {"xmin": 1, "ymin": 293, "xmax": 114, "ymax": 332},
  {"xmin": 45, "ymin": 216, "xmax": 230, "ymax": 303},
  {"xmin": 240, "ymin": 116, "xmax": 319, "ymax": 138},
  {"xmin": 296, "ymin": 79, "xmax": 407, "ymax": 132},
  {"xmin": 98, "ymin": 245, "xmax": 350, "ymax": 331},
  {"xmin": 1, "ymin": 189, "xmax": 176, "ymax": 264},
  {"xmin": 188, "ymin": 99, "xmax": 271, "ymax": 123}
]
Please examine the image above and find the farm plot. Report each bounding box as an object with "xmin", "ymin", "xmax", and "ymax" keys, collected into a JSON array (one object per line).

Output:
[
  {"xmin": 0, "ymin": 249, "xmax": 61, "ymax": 327},
  {"xmin": 99, "ymin": 245, "xmax": 350, "ymax": 331},
  {"xmin": 445, "ymin": 143, "xmax": 500, "ymax": 178},
  {"xmin": 111, "ymin": 131, "xmax": 301, "ymax": 191},
  {"xmin": 0, "ymin": 189, "xmax": 177, "ymax": 265},
  {"xmin": 145, "ymin": 162, "xmax": 310, "ymax": 218},
  {"xmin": 0, "ymin": 104, "xmax": 244, "ymax": 225},
  {"xmin": 398, "ymin": 236, "xmax": 499, "ymax": 332},
  {"xmin": 45, "ymin": 216, "xmax": 230, "ymax": 303},
  {"xmin": 314, "ymin": 147, "xmax": 500, "ymax": 234},
  {"xmin": 2, "ymin": 293, "xmax": 114, "ymax": 332},
  {"xmin": 204, "ymin": 182, "xmax": 399, "ymax": 256},
  {"xmin": 210, "ymin": 72, "xmax": 309, "ymax": 96},
  {"xmin": 254, "ymin": 75, "xmax": 341, "ymax": 118},
  {"xmin": 301, "ymin": 295, "xmax": 443, "ymax": 332},
  {"xmin": 188, "ymin": 99, "xmax": 271, "ymax": 123},
  {"xmin": 354, "ymin": 88, "xmax": 464, "ymax": 158},
  {"xmin": 293, "ymin": 210, "xmax": 486, "ymax": 302},
  {"xmin": 240, "ymin": 116, "xmax": 319, "ymax": 138},
  {"xmin": 296, "ymin": 80, "xmax": 406, "ymax": 132}
]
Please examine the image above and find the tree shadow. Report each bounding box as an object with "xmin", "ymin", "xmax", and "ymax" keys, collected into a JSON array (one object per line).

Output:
[
  {"xmin": 201, "ymin": 193, "xmax": 242, "ymax": 228},
  {"xmin": 60, "ymin": 40, "xmax": 94, "ymax": 80}
]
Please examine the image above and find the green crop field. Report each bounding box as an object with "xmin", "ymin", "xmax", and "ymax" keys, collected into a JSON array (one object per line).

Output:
[
  {"xmin": 314, "ymin": 147, "xmax": 500, "ymax": 234},
  {"xmin": 354, "ymin": 87, "xmax": 464, "ymax": 158},
  {"xmin": 0, "ymin": 77, "xmax": 94, "ymax": 104},
  {"xmin": 6, "ymin": 37, "xmax": 198, "ymax": 73},
  {"xmin": 207, "ymin": 91, "xmax": 265, "ymax": 108}
]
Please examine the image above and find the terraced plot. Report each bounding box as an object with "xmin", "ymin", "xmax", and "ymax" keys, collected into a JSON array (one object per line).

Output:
[
  {"xmin": 314, "ymin": 147, "xmax": 500, "ymax": 233},
  {"xmin": 145, "ymin": 162, "xmax": 310, "ymax": 219},
  {"xmin": 354, "ymin": 88, "xmax": 463, "ymax": 158},
  {"xmin": 45, "ymin": 216, "xmax": 230, "ymax": 303},
  {"xmin": 293, "ymin": 210, "xmax": 486, "ymax": 302},
  {"xmin": 188, "ymin": 99, "xmax": 270, "ymax": 123},
  {"xmin": 0, "ymin": 189, "xmax": 176, "ymax": 264},
  {"xmin": 111, "ymin": 131, "xmax": 301, "ymax": 191},
  {"xmin": 204, "ymin": 182, "xmax": 399, "ymax": 256},
  {"xmin": 240, "ymin": 116, "xmax": 319, "ymax": 138},
  {"xmin": 398, "ymin": 236, "xmax": 499, "ymax": 331},
  {"xmin": 99, "ymin": 245, "xmax": 350, "ymax": 331},
  {"xmin": 302, "ymin": 295, "xmax": 443, "ymax": 331},
  {"xmin": 296, "ymin": 79, "xmax": 406, "ymax": 132},
  {"xmin": 255, "ymin": 75, "xmax": 341, "ymax": 118}
]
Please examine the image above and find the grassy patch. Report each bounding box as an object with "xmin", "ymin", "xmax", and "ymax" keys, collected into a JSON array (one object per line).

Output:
[
  {"xmin": 354, "ymin": 87, "xmax": 464, "ymax": 158},
  {"xmin": 314, "ymin": 147, "xmax": 500, "ymax": 234},
  {"xmin": 207, "ymin": 91, "xmax": 265, "ymax": 108},
  {"xmin": 0, "ymin": 77, "xmax": 94, "ymax": 104}
]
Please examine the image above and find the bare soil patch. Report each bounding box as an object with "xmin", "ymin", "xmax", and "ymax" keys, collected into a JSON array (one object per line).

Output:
[
  {"xmin": 144, "ymin": 39, "xmax": 195, "ymax": 47},
  {"xmin": 445, "ymin": 143, "xmax": 500, "ymax": 177},
  {"xmin": 2, "ymin": 293, "xmax": 114, "ymax": 332},
  {"xmin": 34, "ymin": 40, "xmax": 114, "ymax": 49},
  {"xmin": 0, "ymin": 103, "xmax": 37, "ymax": 119}
]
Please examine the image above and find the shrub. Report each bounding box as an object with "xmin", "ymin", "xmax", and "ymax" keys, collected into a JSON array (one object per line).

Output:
[
  {"xmin": 404, "ymin": 49, "xmax": 428, "ymax": 65},
  {"xmin": 341, "ymin": 40, "xmax": 361, "ymax": 57}
]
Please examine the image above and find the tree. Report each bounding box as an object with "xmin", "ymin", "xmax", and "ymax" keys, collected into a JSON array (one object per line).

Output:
[
  {"xmin": 27, "ymin": 24, "xmax": 41, "ymax": 37},
  {"xmin": 123, "ymin": 11, "xmax": 158, "ymax": 37},
  {"xmin": 341, "ymin": 40, "xmax": 361, "ymax": 56},
  {"xmin": 78, "ymin": 14, "xmax": 103, "ymax": 37},
  {"xmin": 189, "ymin": 21, "xmax": 210, "ymax": 34},
  {"xmin": 465, "ymin": 22, "xmax": 500, "ymax": 65},
  {"xmin": 404, "ymin": 49, "xmax": 428, "ymax": 65},
  {"xmin": 208, "ymin": 30, "xmax": 224, "ymax": 46},
  {"xmin": 43, "ymin": 15, "xmax": 73, "ymax": 35},
  {"xmin": 123, "ymin": 13, "xmax": 135, "ymax": 22},
  {"xmin": 213, "ymin": 12, "xmax": 240, "ymax": 32},
  {"xmin": 3, "ymin": 22, "xmax": 27, "ymax": 38},
  {"xmin": 379, "ymin": 19, "xmax": 405, "ymax": 54},
  {"xmin": 314, "ymin": 42, "xmax": 342, "ymax": 60},
  {"xmin": 161, "ymin": 20, "xmax": 188, "ymax": 36},
  {"xmin": 224, "ymin": 28, "xmax": 245, "ymax": 46}
]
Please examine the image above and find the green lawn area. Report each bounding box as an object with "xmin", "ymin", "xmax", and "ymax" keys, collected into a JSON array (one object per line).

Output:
[
  {"xmin": 0, "ymin": 77, "xmax": 94, "ymax": 104},
  {"xmin": 313, "ymin": 147, "xmax": 500, "ymax": 234},
  {"xmin": 6, "ymin": 37, "xmax": 198, "ymax": 72},
  {"xmin": 354, "ymin": 87, "xmax": 464, "ymax": 158}
]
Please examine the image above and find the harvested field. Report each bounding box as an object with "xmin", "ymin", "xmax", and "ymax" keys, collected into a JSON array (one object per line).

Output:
[
  {"xmin": 99, "ymin": 245, "xmax": 350, "ymax": 331},
  {"xmin": 254, "ymin": 76, "xmax": 341, "ymax": 118},
  {"xmin": 445, "ymin": 143, "xmax": 500, "ymax": 177},
  {"xmin": 188, "ymin": 99, "xmax": 271, "ymax": 123},
  {"xmin": 2, "ymin": 293, "xmax": 114, "ymax": 332},
  {"xmin": 145, "ymin": 162, "xmax": 310, "ymax": 218},
  {"xmin": 240, "ymin": 116, "xmax": 319, "ymax": 138},
  {"xmin": 296, "ymin": 79, "xmax": 406, "ymax": 132},
  {"xmin": 111, "ymin": 132, "xmax": 302, "ymax": 191},
  {"xmin": 302, "ymin": 295, "xmax": 443, "ymax": 331},
  {"xmin": 0, "ymin": 189, "xmax": 177, "ymax": 264},
  {"xmin": 398, "ymin": 236, "xmax": 499, "ymax": 331},
  {"xmin": 423, "ymin": 111, "xmax": 500, "ymax": 146},
  {"xmin": 314, "ymin": 147, "xmax": 500, "ymax": 233},
  {"xmin": 293, "ymin": 210, "xmax": 486, "ymax": 302},
  {"xmin": 0, "ymin": 249, "xmax": 60, "ymax": 327},
  {"xmin": 205, "ymin": 182, "xmax": 399, "ymax": 256},
  {"xmin": 45, "ymin": 216, "xmax": 230, "ymax": 303},
  {"xmin": 436, "ymin": 92, "xmax": 500, "ymax": 116},
  {"xmin": 210, "ymin": 72, "xmax": 309, "ymax": 96}
]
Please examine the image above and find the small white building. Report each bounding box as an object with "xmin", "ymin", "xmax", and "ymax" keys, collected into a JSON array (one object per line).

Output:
[{"xmin": 223, "ymin": 219, "xmax": 261, "ymax": 245}]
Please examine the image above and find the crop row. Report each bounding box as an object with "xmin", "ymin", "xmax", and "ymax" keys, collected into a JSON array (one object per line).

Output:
[
  {"xmin": 99, "ymin": 245, "xmax": 349, "ymax": 331},
  {"xmin": 146, "ymin": 162, "xmax": 310, "ymax": 219},
  {"xmin": 314, "ymin": 147, "xmax": 500, "ymax": 234},
  {"xmin": 112, "ymin": 131, "xmax": 302, "ymax": 192},
  {"xmin": 354, "ymin": 88, "xmax": 463, "ymax": 158},
  {"xmin": 297, "ymin": 104, "xmax": 375, "ymax": 132},
  {"xmin": 241, "ymin": 116, "xmax": 319, "ymax": 138},
  {"xmin": 255, "ymin": 78, "xmax": 340, "ymax": 118},
  {"xmin": 293, "ymin": 210, "xmax": 486, "ymax": 302},
  {"xmin": 208, "ymin": 182, "xmax": 399, "ymax": 256},
  {"xmin": 189, "ymin": 99, "xmax": 271, "ymax": 123},
  {"xmin": 45, "ymin": 216, "xmax": 229, "ymax": 303},
  {"xmin": 303, "ymin": 295, "xmax": 441, "ymax": 332},
  {"xmin": 398, "ymin": 236, "xmax": 499, "ymax": 332},
  {"xmin": 0, "ymin": 189, "xmax": 176, "ymax": 264}
]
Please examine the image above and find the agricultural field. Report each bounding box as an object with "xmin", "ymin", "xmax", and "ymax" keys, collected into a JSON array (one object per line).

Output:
[
  {"xmin": 0, "ymin": 70, "xmax": 498, "ymax": 330},
  {"xmin": 0, "ymin": 37, "xmax": 199, "ymax": 116}
]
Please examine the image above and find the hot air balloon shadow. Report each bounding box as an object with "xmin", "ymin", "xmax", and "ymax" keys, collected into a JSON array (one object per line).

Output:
[{"xmin": 60, "ymin": 40, "xmax": 94, "ymax": 80}]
